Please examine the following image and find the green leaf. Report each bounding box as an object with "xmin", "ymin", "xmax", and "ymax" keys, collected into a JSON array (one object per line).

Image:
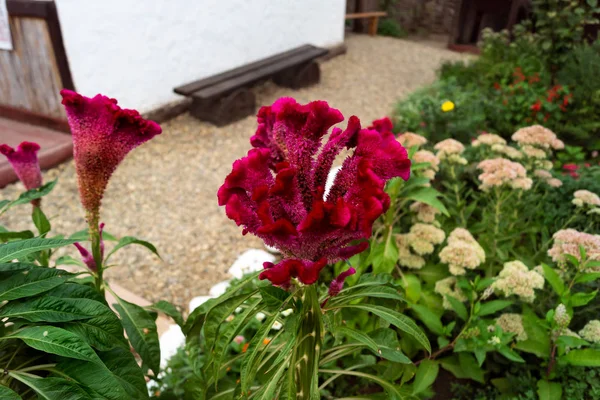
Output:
[
  {"xmin": 318, "ymin": 369, "xmax": 405, "ymax": 400},
  {"xmin": 337, "ymin": 326, "xmax": 410, "ymax": 363},
  {"xmin": 69, "ymin": 230, "xmax": 118, "ymax": 242},
  {"xmin": 413, "ymin": 360, "xmax": 439, "ymax": 394},
  {"xmin": 9, "ymin": 373, "xmax": 92, "ymax": 400},
  {"xmin": 0, "ymin": 385, "xmax": 22, "ymax": 400},
  {"xmin": 478, "ymin": 300, "xmax": 513, "ymax": 317},
  {"xmin": 0, "ymin": 296, "xmax": 99, "ymax": 322},
  {"xmin": 542, "ymin": 264, "xmax": 565, "ymax": 296},
  {"xmin": 537, "ymin": 380, "xmax": 562, "ymax": 400},
  {"xmin": 105, "ymin": 236, "xmax": 160, "ymax": 263},
  {"xmin": 574, "ymin": 272, "xmax": 600, "ymax": 284},
  {"xmin": 562, "ymin": 349, "xmax": 600, "ymax": 366},
  {"xmin": 56, "ymin": 347, "xmax": 149, "ymax": 400},
  {"xmin": 0, "ymin": 268, "xmax": 73, "ymax": 301},
  {"xmin": 329, "ymin": 285, "xmax": 404, "ymax": 306},
  {"xmin": 2, "ymin": 180, "xmax": 57, "ymax": 211},
  {"xmin": 458, "ymin": 352, "xmax": 485, "ymax": 383},
  {"xmin": 32, "ymin": 206, "xmax": 51, "ymax": 235},
  {"xmin": 406, "ymin": 187, "xmax": 449, "ymax": 216},
  {"xmin": 4, "ymin": 326, "xmax": 102, "ymax": 365},
  {"xmin": 410, "ymin": 304, "xmax": 444, "ymax": 336},
  {"xmin": 54, "ymin": 255, "xmax": 86, "ymax": 268},
  {"xmin": 240, "ymin": 311, "xmax": 279, "ymax": 393},
  {"xmin": 372, "ymin": 232, "xmax": 398, "ymax": 274},
  {"xmin": 146, "ymin": 300, "xmax": 184, "ymax": 327},
  {"xmin": 369, "ymin": 328, "xmax": 412, "ymax": 364},
  {"xmin": 339, "ymin": 304, "xmax": 430, "ymax": 352},
  {"xmin": 498, "ymin": 346, "xmax": 525, "ymax": 363},
  {"xmin": 203, "ymin": 292, "xmax": 255, "ymax": 355},
  {"xmin": 0, "ymin": 238, "xmax": 76, "ymax": 262},
  {"xmin": 514, "ymin": 310, "xmax": 550, "ymax": 358},
  {"xmin": 446, "ymin": 295, "xmax": 468, "ymax": 320},
  {"xmin": 0, "ymin": 230, "xmax": 34, "ymax": 242},
  {"xmin": 570, "ymin": 290, "xmax": 597, "ymax": 307},
  {"xmin": 259, "ymin": 285, "xmax": 288, "ymax": 308},
  {"xmin": 402, "ymin": 274, "xmax": 421, "ymax": 303},
  {"xmin": 252, "ymin": 360, "xmax": 288, "ymax": 399},
  {"xmin": 113, "ymin": 295, "xmax": 160, "ymax": 376}
]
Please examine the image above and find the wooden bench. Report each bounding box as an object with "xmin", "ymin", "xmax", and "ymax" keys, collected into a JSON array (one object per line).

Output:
[
  {"xmin": 173, "ymin": 44, "xmax": 327, "ymax": 126},
  {"xmin": 345, "ymin": 11, "xmax": 387, "ymax": 36}
]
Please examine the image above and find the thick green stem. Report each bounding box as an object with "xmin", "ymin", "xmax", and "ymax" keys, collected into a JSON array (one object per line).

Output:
[
  {"xmin": 294, "ymin": 285, "xmax": 323, "ymax": 400},
  {"xmin": 87, "ymin": 212, "xmax": 104, "ymax": 294}
]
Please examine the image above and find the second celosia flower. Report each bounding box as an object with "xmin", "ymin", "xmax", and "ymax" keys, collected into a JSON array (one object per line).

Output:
[{"xmin": 219, "ymin": 98, "xmax": 411, "ymax": 287}]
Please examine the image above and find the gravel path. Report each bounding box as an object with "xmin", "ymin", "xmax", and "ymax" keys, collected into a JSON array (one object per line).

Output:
[{"xmin": 0, "ymin": 35, "xmax": 468, "ymax": 307}]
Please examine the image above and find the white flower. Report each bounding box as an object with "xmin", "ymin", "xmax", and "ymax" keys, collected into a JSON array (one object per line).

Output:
[
  {"xmin": 256, "ymin": 312, "xmax": 266, "ymax": 322},
  {"xmin": 579, "ymin": 320, "xmax": 600, "ymax": 343},
  {"xmin": 488, "ymin": 336, "xmax": 501, "ymax": 345},
  {"xmin": 281, "ymin": 308, "xmax": 293, "ymax": 317},
  {"xmin": 271, "ymin": 321, "xmax": 283, "ymax": 331}
]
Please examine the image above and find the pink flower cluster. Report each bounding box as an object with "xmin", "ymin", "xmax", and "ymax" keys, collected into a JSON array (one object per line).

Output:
[
  {"xmin": 0, "ymin": 142, "xmax": 43, "ymax": 191},
  {"xmin": 397, "ymin": 132, "xmax": 427, "ymax": 148},
  {"xmin": 477, "ymin": 158, "xmax": 532, "ymax": 191},
  {"xmin": 511, "ymin": 125, "xmax": 564, "ymax": 150},
  {"xmin": 219, "ymin": 98, "xmax": 411, "ymax": 287},
  {"xmin": 548, "ymin": 229, "xmax": 600, "ymax": 268}
]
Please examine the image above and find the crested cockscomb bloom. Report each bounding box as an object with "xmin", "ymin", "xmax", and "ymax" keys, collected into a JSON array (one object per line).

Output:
[
  {"xmin": 477, "ymin": 158, "xmax": 531, "ymax": 191},
  {"xmin": 410, "ymin": 201, "xmax": 440, "ymax": 223},
  {"xmin": 511, "ymin": 125, "xmax": 563, "ymax": 150},
  {"xmin": 0, "ymin": 141, "xmax": 43, "ymax": 196},
  {"xmin": 579, "ymin": 320, "xmax": 600, "ymax": 343},
  {"xmin": 491, "ymin": 261, "xmax": 544, "ymax": 302},
  {"xmin": 472, "ymin": 133, "xmax": 506, "ymax": 147},
  {"xmin": 397, "ymin": 132, "xmax": 427, "ymax": 148},
  {"xmin": 572, "ymin": 190, "xmax": 600, "ymax": 208},
  {"xmin": 219, "ymin": 98, "xmax": 411, "ymax": 287},
  {"xmin": 60, "ymin": 90, "xmax": 162, "ymax": 224},
  {"xmin": 496, "ymin": 313, "xmax": 528, "ymax": 341},
  {"xmin": 548, "ymin": 229, "xmax": 600, "ymax": 268}
]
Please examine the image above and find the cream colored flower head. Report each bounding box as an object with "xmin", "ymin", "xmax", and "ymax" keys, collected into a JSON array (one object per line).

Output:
[
  {"xmin": 477, "ymin": 158, "xmax": 530, "ymax": 191},
  {"xmin": 410, "ymin": 202, "xmax": 440, "ymax": 223},
  {"xmin": 521, "ymin": 145, "xmax": 547, "ymax": 159},
  {"xmin": 579, "ymin": 320, "xmax": 600, "ymax": 343},
  {"xmin": 435, "ymin": 276, "xmax": 467, "ymax": 310},
  {"xmin": 413, "ymin": 150, "xmax": 440, "ymax": 171},
  {"xmin": 573, "ymin": 190, "xmax": 600, "ymax": 207},
  {"xmin": 440, "ymin": 227, "xmax": 486, "ymax": 276},
  {"xmin": 396, "ymin": 233, "xmax": 426, "ymax": 270},
  {"xmin": 548, "ymin": 229, "xmax": 600, "ymax": 268},
  {"xmin": 547, "ymin": 178, "xmax": 563, "ymax": 188},
  {"xmin": 398, "ymin": 132, "xmax": 428, "ymax": 148},
  {"xmin": 534, "ymin": 169, "xmax": 552, "ymax": 179},
  {"xmin": 491, "ymin": 260, "xmax": 544, "ymax": 302},
  {"xmin": 434, "ymin": 139, "xmax": 465, "ymax": 160},
  {"xmin": 511, "ymin": 125, "xmax": 563, "ymax": 150},
  {"xmin": 473, "ymin": 133, "xmax": 506, "ymax": 147},
  {"xmin": 496, "ymin": 313, "xmax": 528, "ymax": 341},
  {"xmin": 407, "ymin": 223, "xmax": 446, "ymax": 255},
  {"xmin": 554, "ymin": 304, "xmax": 571, "ymax": 328},
  {"xmin": 492, "ymin": 144, "xmax": 524, "ymax": 160}
]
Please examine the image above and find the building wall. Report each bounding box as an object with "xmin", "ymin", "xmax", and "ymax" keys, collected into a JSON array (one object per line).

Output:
[{"xmin": 55, "ymin": 0, "xmax": 346, "ymax": 112}]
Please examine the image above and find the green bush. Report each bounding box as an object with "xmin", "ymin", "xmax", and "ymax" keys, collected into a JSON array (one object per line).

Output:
[{"xmin": 377, "ymin": 18, "xmax": 407, "ymax": 38}]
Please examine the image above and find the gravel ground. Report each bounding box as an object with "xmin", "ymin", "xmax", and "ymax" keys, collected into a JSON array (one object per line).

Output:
[{"xmin": 0, "ymin": 35, "xmax": 468, "ymax": 307}]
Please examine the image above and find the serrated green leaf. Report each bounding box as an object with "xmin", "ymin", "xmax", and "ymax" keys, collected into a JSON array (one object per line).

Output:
[
  {"xmin": 0, "ymin": 385, "xmax": 22, "ymax": 400},
  {"xmin": 9, "ymin": 373, "xmax": 92, "ymax": 400},
  {"xmin": 5, "ymin": 326, "xmax": 102, "ymax": 365},
  {"xmin": 413, "ymin": 360, "xmax": 439, "ymax": 394},
  {"xmin": 478, "ymin": 300, "xmax": 513, "ymax": 316},
  {"xmin": 0, "ymin": 238, "xmax": 76, "ymax": 262},
  {"xmin": 0, "ymin": 268, "xmax": 73, "ymax": 301},
  {"xmin": 113, "ymin": 295, "xmax": 160, "ymax": 376},
  {"xmin": 338, "ymin": 304, "xmax": 430, "ymax": 352},
  {"xmin": 105, "ymin": 236, "xmax": 160, "ymax": 263}
]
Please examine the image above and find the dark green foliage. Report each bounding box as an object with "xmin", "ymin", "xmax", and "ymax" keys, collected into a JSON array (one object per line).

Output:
[{"xmin": 377, "ymin": 18, "xmax": 407, "ymax": 38}]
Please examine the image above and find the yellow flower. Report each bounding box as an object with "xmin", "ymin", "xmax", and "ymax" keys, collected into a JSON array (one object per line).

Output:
[{"xmin": 441, "ymin": 101, "xmax": 455, "ymax": 112}]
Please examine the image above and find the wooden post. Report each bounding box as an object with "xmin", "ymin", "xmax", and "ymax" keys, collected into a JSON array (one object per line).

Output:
[{"xmin": 368, "ymin": 16, "xmax": 379, "ymax": 36}]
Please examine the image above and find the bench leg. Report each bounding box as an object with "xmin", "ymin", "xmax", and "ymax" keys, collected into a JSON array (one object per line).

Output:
[
  {"xmin": 368, "ymin": 16, "xmax": 379, "ymax": 36},
  {"xmin": 273, "ymin": 61, "xmax": 321, "ymax": 90},
  {"xmin": 189, "ymin": 89, "xmax": 256, "ymax": 126}
]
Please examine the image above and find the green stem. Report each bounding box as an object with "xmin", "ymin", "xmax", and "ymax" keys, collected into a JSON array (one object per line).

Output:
[
  {"xmin": 294, "ymin": 285, "xmax": 323, "ymax": 400},
  {"xmin": 490, "ymin": 189, "xmax": 504, "ymax": 276},
  {"xmin": 88, "ymin": 212, "xmax": 104, "ymax": 294}
]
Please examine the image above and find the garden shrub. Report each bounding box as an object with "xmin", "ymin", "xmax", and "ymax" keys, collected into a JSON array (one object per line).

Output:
[{"xmin": 377, "ymin": 18, "xmax": 407, "ymax": 38}]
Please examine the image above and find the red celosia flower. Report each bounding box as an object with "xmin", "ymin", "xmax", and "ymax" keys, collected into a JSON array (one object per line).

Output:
[
  {"xmin": 0, "ymin": 141, "xmax": 43, "ymax": 190},
  {"xmin": 328, "ymin": 267, "xmax": 356, "ymax": 297},
  {"xmin": 219, "ymin": 98, "xmax": 411, "ymax": 287},
  {"xmin": 60, "ymin": 90, "xmax": 161, "ymax": 223},
  {"xmin": 563, "ymin": 164, "xmax": 579, "ymax": 172},
  {"xmin": 531, "ymin": 100, "xmax": 542, "ymax": 112}
]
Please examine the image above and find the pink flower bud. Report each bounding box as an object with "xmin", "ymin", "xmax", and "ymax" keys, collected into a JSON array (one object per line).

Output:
[
  {"xmin": 0, "ymin": 141, "xmax": 43, "ymax": 193},
  {"xmin": 73, "ymin": 242, "xmax": 97, "ymax": 272},
  {"xmin": 328, "ymin": 267, "xmax": 356, "ymax": 297}
]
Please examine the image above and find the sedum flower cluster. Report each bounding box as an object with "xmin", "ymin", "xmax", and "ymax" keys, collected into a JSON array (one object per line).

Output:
[
  {"xmin": 412, "ymin": 150, "xmax": 440, "ymax": 181},
  {"xmin": 472, "ymin": 132, "xmax": 506, "ymax": 147},
  {"xmin": 534, "ymin": 169, "xmax": 563, "ymax": 188},
  {"xmin": 439, "ymin": 228, "xmax": 486, "ymax": 275},
  {"xmin": 579, "ymin": 320, "xmax": 600, "ymax": 344},
  {"xmin": 496, "ymin": 313, "xmax": 528, "ymax": 341},
  {"xmin": 572, "ymin": 190, "xmax": 600, "ymax": 214},
  {"xmin": 491, "ymin": 261, "xmax": 544, "ymax": 302},
  {"xmin": 511, "ymin": 125, "xmax": 563, "ymax": 171},
  {"xmin": 396, "ymin": 223, "xmax": 445, "ymax": 269},
  {"xmin": 548, "ymin": 229, "xmax": 600, "ymax": 269},
  {"xmin": 434, "ymin": 139, "xmax": 467, "ymax": 165},
  {"xmin": 397, "ymin": 132, "xmax": 427, "ymax": 148},
  {"xmin": 410, "ymin": 201, "xmax": 440, "ymax": 223},
  {"xmin": 435, "ymin": 276, "xmax": 467, "ymax": 310},
  {"xmin": 477, "ymin": 157, "xmax": 532, "ymax": 191}
]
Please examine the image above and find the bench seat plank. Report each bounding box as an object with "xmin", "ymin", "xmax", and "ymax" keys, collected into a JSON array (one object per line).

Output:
[
  {"xmin": 345, "ymin": 11, "xmax": 387, "ymax": 19},
  {"xmin": 191, "ymin": 46, "xmax": 327, "ymax": 100},
  {"xmin": 174, "ymin": 45, "xmax": 318, "ymax": 96}
]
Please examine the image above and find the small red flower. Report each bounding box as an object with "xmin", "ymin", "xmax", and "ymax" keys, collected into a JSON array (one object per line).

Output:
[
  {"xmin": 563, "ymin": 164, "xmax": 579, "ymax": 172},
  {"xmin": 493, "ymin": 82, "xmax": 501, "ymax": 90},
  {"xmin": 531, "ymin": 100, "xmax": 542, "ymax": 112}
]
